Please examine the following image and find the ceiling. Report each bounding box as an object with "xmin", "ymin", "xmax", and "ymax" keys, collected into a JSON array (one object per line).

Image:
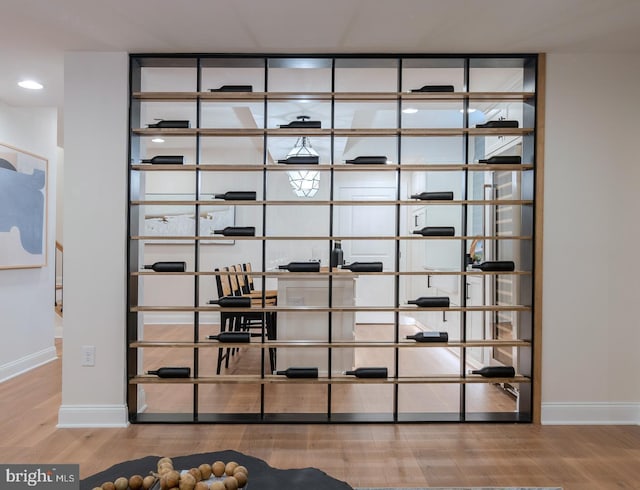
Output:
[{"xmin": 1, "ymin": 0, "xmax": 640, "ymax": 113}]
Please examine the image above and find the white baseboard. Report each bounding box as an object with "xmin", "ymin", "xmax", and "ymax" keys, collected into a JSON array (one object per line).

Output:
[
  {"xmin": 57, "ymin": 404, "xmax": 129, "ymax": 428},
  {"xmin": 542, "ymin": 402, "xmax": 640, "ymax": 425},
  {"xmin": 0, "ymin": 346, "xmax": 58, "ymax": 383}
]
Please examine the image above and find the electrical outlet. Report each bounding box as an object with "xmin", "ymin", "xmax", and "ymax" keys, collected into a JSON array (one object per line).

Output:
[{"xmin": 81, "ymin": 345, "xmax": 95, "ymax": 366}]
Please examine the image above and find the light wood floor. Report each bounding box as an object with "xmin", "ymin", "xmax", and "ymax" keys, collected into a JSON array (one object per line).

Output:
[{"xmin": 0, "ymin": 340, "xmax": 639, "ymax": 490}]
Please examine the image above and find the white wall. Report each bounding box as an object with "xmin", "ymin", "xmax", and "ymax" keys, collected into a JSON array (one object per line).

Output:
[
  {"xmin": 0, "ymin": 101, "xmax": 58, "ymax": 381},
  {"xmin": 542, "ymin": 53, "xmax": 640, "ymax": 424},
  {"xmin": 58, "ymin": 52, "xmax": 129, "ymax": 427}
]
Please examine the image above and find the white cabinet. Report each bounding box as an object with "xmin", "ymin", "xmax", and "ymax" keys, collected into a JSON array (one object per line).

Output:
[{"xmin": 276, "ymin": 274, "xmax": 356, "ymax": 374}]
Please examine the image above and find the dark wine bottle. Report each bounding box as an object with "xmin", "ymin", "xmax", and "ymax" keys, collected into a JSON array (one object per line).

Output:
[
  {"xmin": 408, "ymin": 297, "xmax": 450, "ymax": 307},
  {"xmin": 345, "ymin": 156, "xmax": 388, "ymax": 164},
  {"xmin": 330, "ymin": 241, "xmax": 344, "ymax": 268},
  {"xmin": 478, "ymin": 155, "xmax": 522, "ymax": 164},
  {"xmin": 140, "ymin": 155, "xmax": 184, "ymax": 165},
  {"xmin": 277, "ymin": 155, "xmax": 320, "ymax": 164},
  {"xmin": 147, "ymin": 119, "xmax": 190, "ymax": 129},
  {"xmin": 278, "ymin": 261, "xmax": 320, "ymax": 272},
  {"xmin": 275, "ymin": 367, "xmax": 319, "ymax": 378},
  {"xmin": 470, "ymin": 366, "xmax": 516, "ymax": 378},
  {"xmin": 143, "ymin": 261, "xmax": 186, "ymax": 272},
  {"xmin": 476, "ymin": 120, "xmax": 519, "ymax": 128},
  {"xmin": 213, "ymin": 226, "xmax": 255, "ymax": 236},
  {"xmin": 406, "ymin": 331, "xmax": 449, "ymax": 343},
  {"xmin": 208, "ymin": 296, "xmax": 251, "ymax": 307},
  {"xmin": 207, "ymin": 332, "xmax": 251, "ymax": 343},
  {"xmin": 472, "ymin": 261, "xmax": 515, "ymax": 272},
  {"xmin": 278, "ymin": 116, "xmax": 321, "ymax": 128},
  {"xmin": 412, "ymin": 226, "xmax": 455, "ymax": 236},
  {"xmin": 411, "ymin": 85, "xmax": 455, "ymax": 93},
  {"xmin": 341, "ymin": 262, "xmax": 383, "ymax": 272},
  {"xmin": 146, "ymin": 367, "xmax": 191, "ymax": 378},
  {"xmin": 345, "ymin": 367, "xmax": 388, "ymax": 378},
  {"xmin": 209, "ymin": 85, "xmax": 253, "ymax": 92},
  {"xmin": 410, "ymin": 191, "xmax": 454, "ymax": 201},
  {"xmin": 213, "ymin": 191, "xmax": 256, "ymax": 201}
]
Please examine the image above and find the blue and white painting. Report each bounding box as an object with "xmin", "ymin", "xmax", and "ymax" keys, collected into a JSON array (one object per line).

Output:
[{"xmin": 0, "ymin": 144, "xmax": 48, "ymax": 269}]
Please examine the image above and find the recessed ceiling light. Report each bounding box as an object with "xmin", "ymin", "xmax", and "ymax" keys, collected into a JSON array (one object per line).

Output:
[
  {"xmin": 151, "ymin": 138, "xmax": 165, "ymax": 143},
  {"xmin": 459, "ymin": 108, "xmax": 477, "ymax": 113},
  {"xmin": 402, "ymin": 107, "xmax": 418, "ymax": 114},
  {"xmin": 18, "ymin": 80, "xmax": 43, "ymax": 90}
]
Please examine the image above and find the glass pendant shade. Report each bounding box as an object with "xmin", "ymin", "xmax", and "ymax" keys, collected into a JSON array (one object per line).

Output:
[
  {"xmin": 287, "ymin": 136, "xmax": 320, "ymax": 197},
  {"xmin": 288, "ymin": 170, "xmax": 320, "ymax": 197}
]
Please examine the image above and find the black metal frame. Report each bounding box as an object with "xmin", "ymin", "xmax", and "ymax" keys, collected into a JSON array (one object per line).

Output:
[{"xmin": 127, "ymin": 52, "xmax": 538, "ymax": 424}]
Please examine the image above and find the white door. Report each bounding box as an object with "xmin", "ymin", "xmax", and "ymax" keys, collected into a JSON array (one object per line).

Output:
[{"xmin": 336, "ymin": 184, "xmax": 401, "ymax": 323}]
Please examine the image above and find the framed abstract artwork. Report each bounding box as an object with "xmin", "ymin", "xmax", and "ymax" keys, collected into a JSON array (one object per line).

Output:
[{"xmin": 0, "ymin": 142, "xmax": 48, "ymax": 269}]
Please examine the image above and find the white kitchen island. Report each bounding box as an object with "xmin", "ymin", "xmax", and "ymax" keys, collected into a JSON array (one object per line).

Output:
[{"xmin": 275, "ymin": 273, "xmax": 356, "ymax": 375}]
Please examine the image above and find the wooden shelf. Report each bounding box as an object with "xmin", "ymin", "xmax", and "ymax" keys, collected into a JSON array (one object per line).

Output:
[
  {"xmin": 131, "ymin": 305, "xmax": 531, "ymax": 313},
  {"xmin": 130, "ymin": 163, "xmax": 535, "ymax": 172},
  {"xmin": 131, "ymin": 339, "xmax": 531, "ymax": 349},
  {"xmin": 131, "ymin": 199, "xmax": 534, "ymax": 206},
  {"xmin": 131, "ymin": 270, "xmax": 532, "ymax": 277},
  {"xmin": 132, "ymin": 127, "xmax": 534, "ymax": 137},
  {"xmin": 133, "ymin": 91, "xmax": 535, "ymax": 102},
  {"xmin": 129, "ymin": 374, "xmax": 531, "ymax": 385},
  {"xmin": 131, "ymin": 235, "xmax": 533, "ymax": 241}
]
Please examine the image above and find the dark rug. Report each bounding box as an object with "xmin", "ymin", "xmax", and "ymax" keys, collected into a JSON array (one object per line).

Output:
[{"xmin": 81, "ymin": 450, "xmax": 352, "ymax": 490}]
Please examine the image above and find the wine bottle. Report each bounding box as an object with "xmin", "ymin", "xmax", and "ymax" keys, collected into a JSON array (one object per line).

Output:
[
  {"xmin": 143, "ymin": 261, "xmax": 186, "ymax": 272},
  {"xmin": 146, "ymin": 367, "xmax": 191, "ymax": 378},
  {"xmin": 275, "ymin": 367, "xmax": 319, "ymax": 378},
  {"xmin": 412, "ymin": 226, "xmax": 455, "ymax": 236},
  {"xmin": 213, "ymin": 226, "xmax": 255, "ymax": 236},
  {"xmin": 330, "ymin": 241, "xmax": 344, "ymax": 268},
  {"xmin": 277, "ymin": 155, "xmax": 320, "ymax": 164},
  {"xmin": 278, "ymin": 116, "xmax": 321, "ymax": 128},
  {"xmin": 345, "ymin": 367, "xmax": 388, "ymax": 378},
  {"xmin": 208, "ymin": 296, "xmax": 251, "ymax": 307},
  {"xmin": 410, "ymin": 191, "xmax": 454, "ymax": 201},
  {"xmin": 207, "ymin": 332, "xmax": 251, "ymax": 343},
  {"xmin": 278, "ymin": 261, "xmax": 320, "ymax": 272},
  {"xmin": 476, "ymin": 120, "xmax": 519, "ymax": 128},
  {"xmin": 213, "ymin": 191, "xmax": 257, "ymax": 201},
  {"xmin": 406, "ymin": 331, "xmax": 449, "ymax": 343},
  {"xmin": 147, "ymin": 119, "xmax": 190, "ymax": 129},
  {"xmin": 408, "ymin": 297, "xmax": 450, "ymax": 307},
  {"xmin": 209, "ymin": 85, "xmax": 253, "ymax": 92},
  {"xmin": 478, "ymin": 155, "xmax": 521, "ymax": 164},
  {"xmin": 470, "ymin": 366, "xmax": 516, "ymax": 378},
  {"xmin": 411, "ymin": 85, "xmax": 455, "ymax": 93},
  {"xmin": 472, "ymin": 260, "xmax": 515, "ymax": 272},
  {"xmin": 140, "ymin": 155, "xmax": 184, "ymax": 165},
  {"xmin": 341, "ymin": 262, "xmax": 383, "ymax": 272},
  {"xmin": 345, "ymin": 156, "xmax": 388, "ymax": 165}
]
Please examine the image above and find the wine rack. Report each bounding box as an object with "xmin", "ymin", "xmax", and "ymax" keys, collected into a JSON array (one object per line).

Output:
[{"xmin": 128, "ymin": 54, "xmax": 542, "ymax": 423}]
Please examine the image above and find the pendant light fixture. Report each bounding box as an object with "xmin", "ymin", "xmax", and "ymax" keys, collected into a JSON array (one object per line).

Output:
[{"xmin": 285, "ymin": 118, "xmax": 320, "ymax": 197}]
